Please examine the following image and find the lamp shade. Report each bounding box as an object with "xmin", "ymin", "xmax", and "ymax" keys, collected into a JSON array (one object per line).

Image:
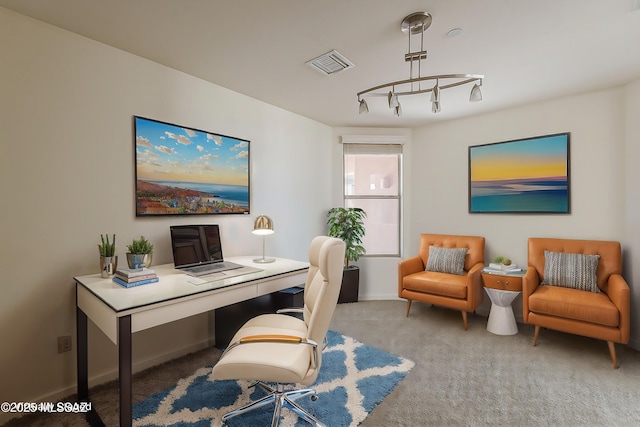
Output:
[{"xmin": 252, "ymin": 215, "xmax": 274, "ymax": 235}]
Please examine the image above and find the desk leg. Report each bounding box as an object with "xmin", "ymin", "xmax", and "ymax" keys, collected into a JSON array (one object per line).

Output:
[
  {"xmin": 119, "ymin": 315, "xmax": 132, "ymax": 427},
  {"xmin": 77, "ymin": 307, "xmax": 88, "ymax": 401}
]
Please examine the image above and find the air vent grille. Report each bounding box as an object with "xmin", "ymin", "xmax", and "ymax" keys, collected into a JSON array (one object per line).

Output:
[{"xmin": 306, "ymin": 50, "xmax": 354, "ymax": 75}]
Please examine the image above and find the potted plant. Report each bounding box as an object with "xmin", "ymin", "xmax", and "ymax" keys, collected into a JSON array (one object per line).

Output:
[
  {"xmin": 126, "ymin": 235, "xmax": 154, "ymax": 269},
  {"xmin": 98, "ymin": 233, "xmax": 117, "ymax": 278},
  {"xmin": 327, "ymin": 207, "xmax": 366, "ymax": 303}
]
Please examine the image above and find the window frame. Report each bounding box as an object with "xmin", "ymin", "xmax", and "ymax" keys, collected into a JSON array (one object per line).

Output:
[{"xmin": 341, "ymin": 136, "xmax": 404, "ymax": 258}]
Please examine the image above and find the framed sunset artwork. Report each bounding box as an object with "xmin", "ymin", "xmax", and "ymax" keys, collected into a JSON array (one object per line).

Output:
[
  {"xmin": 134, "ymin": 116, "xmax": 250, "ymax": 216},
  {"xmin": 468, "ymin": 133, "xmax": 570, "ymax": 213}
]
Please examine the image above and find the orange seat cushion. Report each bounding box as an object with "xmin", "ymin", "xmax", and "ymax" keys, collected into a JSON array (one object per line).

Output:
[
  {"xmin": 402, "ymin": 271, "xmax": 468, "ymax": 300},
  {"xmin": 529, "ymin": 285, "xmax": 619, "ymax": 327}
]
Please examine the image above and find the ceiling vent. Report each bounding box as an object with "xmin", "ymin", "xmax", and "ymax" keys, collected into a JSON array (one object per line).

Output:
[{"xmin": 306, "ymin": 50, "xmax": 354, "ymax": 75}]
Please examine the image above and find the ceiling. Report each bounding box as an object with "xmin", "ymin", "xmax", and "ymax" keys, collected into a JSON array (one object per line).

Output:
[{"xmin": 2, "ymin": 0, "xmax": 640, "ymax": 128}]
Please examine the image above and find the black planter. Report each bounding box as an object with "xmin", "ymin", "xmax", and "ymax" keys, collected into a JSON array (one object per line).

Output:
[{"xmin": 338, "ymin": 266, "xmax": 359, "ymax": 303}]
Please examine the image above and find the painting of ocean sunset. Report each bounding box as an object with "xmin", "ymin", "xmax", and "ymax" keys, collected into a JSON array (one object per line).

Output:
[{"xmin": 469, "ymin": 133, "xmax": 570, "ymax": 213}]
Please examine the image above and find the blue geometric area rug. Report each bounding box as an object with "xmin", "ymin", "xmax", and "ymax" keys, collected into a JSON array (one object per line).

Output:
[{"xmin": 133, "ymin": 330, "xmax": 415, "ymax": 426}]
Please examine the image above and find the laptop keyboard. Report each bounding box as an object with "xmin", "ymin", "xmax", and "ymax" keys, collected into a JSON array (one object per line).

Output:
[{"xmin": 186, "ymin": 264, "xmax": 225, "ymax": 275}]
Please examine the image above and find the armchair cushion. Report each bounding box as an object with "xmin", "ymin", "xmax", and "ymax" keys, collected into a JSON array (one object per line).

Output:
[
  {"xmin": 541, "ymin": 250, "xmax": 600, "ymax": 293},
  {"xmin": 528, "ymin": 285, "xmax": 619, "ymax": 327},
  {"xmin": 403, "ymin": 271, "xmax": 468, "ymax": 299},
  {"xmin": 425, "ymin": 246, "xmax": 468, "ymax": 275}
]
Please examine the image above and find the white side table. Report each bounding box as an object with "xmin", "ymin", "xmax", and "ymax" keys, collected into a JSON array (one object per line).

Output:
[{"xmin": 481, "ymin": 270, "xmax": 524, "ymax": 335}]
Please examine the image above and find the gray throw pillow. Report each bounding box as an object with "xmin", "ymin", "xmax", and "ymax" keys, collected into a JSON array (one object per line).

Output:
[
  {"xmin": 425, "ymin": 246, "xmax": 468, "ymax": 275},
  {"xmin": 541, "ymin": 250, "xmax": 600, "ymax": 293}
]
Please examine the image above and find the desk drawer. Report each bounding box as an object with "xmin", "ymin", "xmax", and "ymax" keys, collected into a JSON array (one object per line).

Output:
[{"xmin": 482, "ymin": 273, "xmax": 523, "ymax": 291}]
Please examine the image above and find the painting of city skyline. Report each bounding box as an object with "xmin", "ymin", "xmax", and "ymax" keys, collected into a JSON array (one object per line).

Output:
[
  {"xmin": 134, "ymin": 116, "xmax": 250, "ymax": 216},
  {"xmin": 469, "ymin": 133, "xmax": 570, "ymax": 213}
]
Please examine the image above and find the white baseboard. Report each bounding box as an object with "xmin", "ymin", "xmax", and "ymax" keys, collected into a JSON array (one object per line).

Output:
[
  {"xmin": 358, "ymin": 293, "xmax": 402, "ymax": 301},
  {"xmin": 7, "ymin": 340, "xmax": 212, "ymax": 423}
]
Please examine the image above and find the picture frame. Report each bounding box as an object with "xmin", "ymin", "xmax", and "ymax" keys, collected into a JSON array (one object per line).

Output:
[
  {"xmin": 134, "ymin": 116, "xmax": 250, "ymax": 216},
  {"xmin": 468, "ymin": 133, "xmax": 570, "ymax": 214}
]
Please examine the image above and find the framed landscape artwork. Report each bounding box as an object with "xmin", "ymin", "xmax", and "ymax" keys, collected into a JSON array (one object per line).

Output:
[
  {"xmin": 468, "ymin": 133, "xmax": 570, "ymax": 213},
  {"xmin": 134, "ymin": 116, "xmax": 250, "ymax": 216}
]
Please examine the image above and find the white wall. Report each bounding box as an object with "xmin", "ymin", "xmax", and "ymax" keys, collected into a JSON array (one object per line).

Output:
[{"xmin": 0, "ymin": 8, "xmax": 333, "ymax": 421}]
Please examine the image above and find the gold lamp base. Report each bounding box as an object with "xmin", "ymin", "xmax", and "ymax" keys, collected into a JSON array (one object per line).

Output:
[{"xmin": 253, "ymin": 256, "xmax": 275, "ymax": 264}]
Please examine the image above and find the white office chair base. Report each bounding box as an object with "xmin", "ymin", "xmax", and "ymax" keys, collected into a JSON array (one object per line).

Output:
[{"xmin": 221, "ymin": 382, "xmax": 326, "ymax": 427}]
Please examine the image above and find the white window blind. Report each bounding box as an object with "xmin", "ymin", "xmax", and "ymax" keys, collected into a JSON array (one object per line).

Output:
[{"xmin": 342, "ymin": 141, "xmax": 403, "ymax": 257}]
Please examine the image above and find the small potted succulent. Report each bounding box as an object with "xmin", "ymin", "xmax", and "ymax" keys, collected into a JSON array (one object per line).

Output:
[
  {"xmin": 126, "ymin": 235, "xmax": 154, "ymax": 269},
  {"xmin": 98, "ymin": 234, "xmax": 117, "ymax": 278}
]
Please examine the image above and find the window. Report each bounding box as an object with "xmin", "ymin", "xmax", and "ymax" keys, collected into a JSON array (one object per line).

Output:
[{"xmin": 342, "ymin": 141, "xmax": 403, "ymax": 257}]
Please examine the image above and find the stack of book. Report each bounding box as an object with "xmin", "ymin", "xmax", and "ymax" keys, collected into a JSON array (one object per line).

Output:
[
  {"xmin": 113, "ymin": 267, "xmax": 158, "ymax": 288},
  {"xmin": 483, "ymin": 263, "xmax": 523, "ymax": 275}
]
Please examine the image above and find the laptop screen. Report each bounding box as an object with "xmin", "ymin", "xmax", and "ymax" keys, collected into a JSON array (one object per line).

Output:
[{"xmin": 170, "ymin": 225, "xmax": 224, "ymax": 268}]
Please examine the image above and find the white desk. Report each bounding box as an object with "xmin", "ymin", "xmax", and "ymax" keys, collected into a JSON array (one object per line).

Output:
[{"xmin": 75, "ymin": 256, "xmax": 309, "ymax": 427}]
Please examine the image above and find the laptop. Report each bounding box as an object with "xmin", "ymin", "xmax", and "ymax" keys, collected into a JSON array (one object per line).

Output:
[{"xmin": 170, "ymin": 225, "xmax": 243, "ymax": 276}]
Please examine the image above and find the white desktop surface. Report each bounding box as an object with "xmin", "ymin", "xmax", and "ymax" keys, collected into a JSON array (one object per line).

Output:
[
  {"xmin": 75, "ymin": 256, "xmax": 309, "ymax": 312},
  {"xmin": 75, "ymin": 256, "xmax": 309, "ymax": 344}
]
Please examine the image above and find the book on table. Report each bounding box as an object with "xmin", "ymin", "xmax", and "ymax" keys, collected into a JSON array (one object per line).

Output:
[
  {"xmin": 112, "ymin": 276, "xmax": 159, "ymax": 288},
  {"xmin": 484, "ymin": 263, "xmax": 523, "ymax": 275},
  {"xmin": 115, "ymin": 267, "xmax": 156, "ymax": 278},
  {"xmin": 113, "ymin": 267, "xmax": 158, "ymax": 287},
  {"xmin": 487, "ymin": 263, "xmax": 521, "ymax": 271},
  {"xmin": 114, "ymin": 272, "xmax": 157, "ymax": 282}
]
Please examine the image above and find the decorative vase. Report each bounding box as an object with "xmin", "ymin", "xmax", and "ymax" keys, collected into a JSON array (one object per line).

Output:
[
  {"xmin": 126, "ymin": 253, "xmax": 152, "ymax": 270},
  {"xmin": 100, "ymin": 256, "xmax": 118, "ymax": 278}
]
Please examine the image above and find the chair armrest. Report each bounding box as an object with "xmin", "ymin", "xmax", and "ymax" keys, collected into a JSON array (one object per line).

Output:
[
  {"xmin": 522, "ymin": 268, "xmax": 540, "ymax": 322},
  {"xmin": 276, "ymin": 307, "xmax": 304, "ymax": 315},
  {"xmin": 522, "ymin": 268, "xmax": 540, "ymax": 297},
  {"xmin": 467, "ymin": 262, "xmax": 485, "ymax": 308},
  {"xmin": 398, "ymin": 256, "xmax": 424, "ymax": 295},
  {"xmin": 399, "ymin": 255, "xmax": 424, "ymax": 276},
  {"xmin": 224, "ymin": 334, "xmax": 320, "ymax": 368},
  {"xmin": 468, "ymin": 262, "xmax": 483, "ymax": 276},
  {"xmin": 605, "ymin": 274, "xmax": 630, "ymax": 343},
  {"xmin": 239, "ymin": 334, "xmax": 308, "ymax": 344}
]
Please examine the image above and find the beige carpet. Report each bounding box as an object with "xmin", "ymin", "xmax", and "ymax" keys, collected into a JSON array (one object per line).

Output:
[{"xmin": 4, "ymin": 300, "xmax": 640, "ymax": 426}]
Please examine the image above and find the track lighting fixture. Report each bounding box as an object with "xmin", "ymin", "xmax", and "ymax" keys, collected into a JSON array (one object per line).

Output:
[{"xmin": 357, "ymin": 12, "xmax": 484, "ymax": 116}]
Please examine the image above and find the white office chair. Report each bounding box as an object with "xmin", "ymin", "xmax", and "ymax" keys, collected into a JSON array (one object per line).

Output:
[{"xmin": 212, "ymin": 236, "xmax": 346, "ymax": 427}]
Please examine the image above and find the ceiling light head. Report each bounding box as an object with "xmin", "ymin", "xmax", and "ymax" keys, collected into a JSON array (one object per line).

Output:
[
  {"xmin": 388, "ymin": 91, "xmax": 399, "ymax": 109},
  {"xmin": 470, "ymin": 80, "xmax": 483, "ymax": 102},
  {"xmin": 432, "ymin": 101, "xmax": 441, "ymax": 114},
  {"xmin": 359, "ymin": 98, "xmax": 369, "ymax": 114},
  {"xmin": 430, "ymin": 81, "xmax": 440, "ymax": 103},
  {"xmin": 394, "ymin": 102, "xmax": 402, "ymax": 117}
]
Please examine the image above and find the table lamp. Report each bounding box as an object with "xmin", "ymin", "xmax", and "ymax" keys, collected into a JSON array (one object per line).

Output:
[{"xmin": 252, "ymin": 215, "xmax": 275, "ymax": 263}]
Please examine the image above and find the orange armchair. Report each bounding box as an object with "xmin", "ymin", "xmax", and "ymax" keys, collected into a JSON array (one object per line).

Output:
[
  {"xmin": 523, "ymin": 238, "xmax": 630, "ymax": 368},
  {"xmin": 398, "ymin": 234, "xmax": 485, "ymax": 330}
]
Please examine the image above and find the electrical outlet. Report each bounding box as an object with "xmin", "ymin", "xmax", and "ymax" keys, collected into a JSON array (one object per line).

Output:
[{"xmin": 57, "ymin": 336, "xmax": 72, "ymax": 353}]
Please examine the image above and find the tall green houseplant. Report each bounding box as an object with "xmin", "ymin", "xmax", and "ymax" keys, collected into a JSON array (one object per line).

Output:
[{"xmin": 327, "ymin": 207, "xmax": 366, "ymax": 268}]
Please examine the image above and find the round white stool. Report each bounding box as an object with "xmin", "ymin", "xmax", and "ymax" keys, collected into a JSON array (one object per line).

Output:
[{"xmin": 484, "ymin": 287, "xmax": 520, "ymax": 335}]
